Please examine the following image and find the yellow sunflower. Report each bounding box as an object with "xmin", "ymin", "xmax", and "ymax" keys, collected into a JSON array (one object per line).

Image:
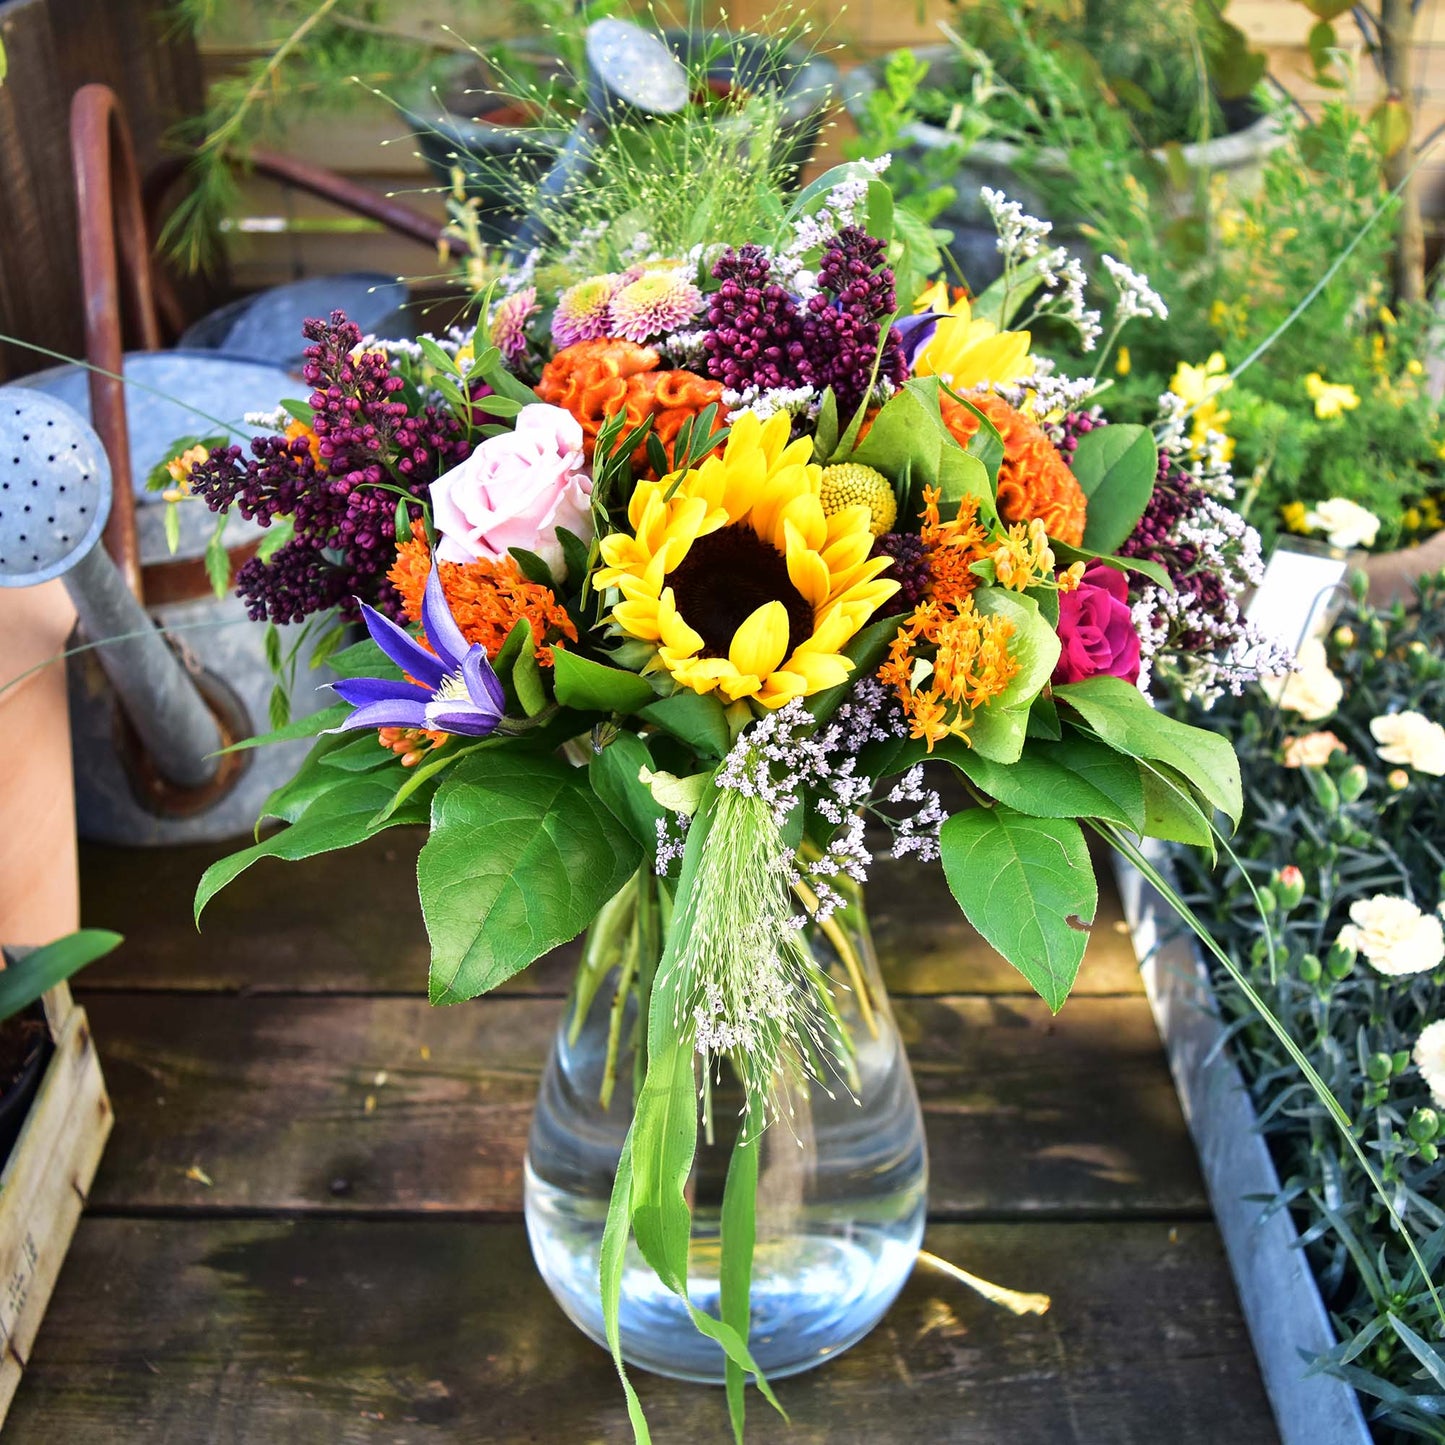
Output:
[{"xmin": 594, "ymin": 411, "xmax": 900, "ymax": 708}]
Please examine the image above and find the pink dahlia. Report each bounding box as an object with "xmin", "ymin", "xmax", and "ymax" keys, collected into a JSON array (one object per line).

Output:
[
  {"xmin": 551, "ymin": 274, "xmax": 621, "ymax": 349},
  {"xmin": 490, "ymin": 285, "xmax": 538, "ymax": 363},
  {"xmin": 608, "ymin": 268, "xmax": 703, "ymax": 344}
]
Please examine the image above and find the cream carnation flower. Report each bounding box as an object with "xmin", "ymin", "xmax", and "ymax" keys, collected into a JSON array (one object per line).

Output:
[
  {"xmin": 1370, "ymin": 711, "xmax": 1445, "ymax": 777},
  {"xmin": 1302, "ymin": 496, "xmax": 1379, "ymax": 549},
  {"xmin": 1282, "ymin": 731, "xmax": 1346, "ymax": 768},
  {"xmin": 1337, "ymin": 895, "xmax": 1445, "ymax": 977},
  {"xmin": 1258, "ymin": 639, "xmax": 1342, "ymax": 722},
  {"xmin": 1414, "ymin": 1020, "xmax": 1445, "ymax": 1108}
]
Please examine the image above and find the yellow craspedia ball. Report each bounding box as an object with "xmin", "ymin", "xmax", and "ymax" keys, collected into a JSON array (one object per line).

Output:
[{"xmin": 819, "ymin": 463, "xmax": 897, "ymax": 537}]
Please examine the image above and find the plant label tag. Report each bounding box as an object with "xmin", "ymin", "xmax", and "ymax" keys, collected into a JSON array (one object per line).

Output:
[{"xmin": 1245, "ymin": 541, "xmax": 1350, "ymax": 657}]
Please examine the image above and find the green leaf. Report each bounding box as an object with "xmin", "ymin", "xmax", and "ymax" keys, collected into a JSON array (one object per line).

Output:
[
  {"xmin": 267, "ymin": 684, "xmax": 291, "ymax": 731},
  {"xmin": 1387, "ymin": 1313, "xmax": 1445, "ymax": 1392},
  {"xmin": 0, "ymin": 931, "xmax": 123, "ymax": 1022},
  {"xmin": 329, "ymin": 637, "xmax": 403, "ymax": 682},
  {"xmin": 1054, "ymin": 676, "xmax": 1242, "ymax": 825},
  {"xmin": 639, "ymin": 691, "xmax": 732, "ymax": 760},
  {"xmin": 600, "ymin": 1138, "xmax": 653, "ymax": 1443},
  {"xmin": 319, "ymin": 734, "xmax": 392, "ymax": 772},
  {"xmin": 721, "ymin": 1112, "xmax": 761, "ymax": 1444},
  {"xmin": 473, "ymin": 393, "xmax": 523, "ymax": 418},
  {"xmin": 1052, "ymin": 540, "xmax": 1173, "ymax": 594},
  {"xmin": 307, "ymin": 622, "xmax": 348, "ymax": 672},
  {"xmin": 966, "ymin": 701, "xmax": 1029, "ymax": 764},
  {"xmin": 222, "ymin": 702, "xmax": 348, "ymax": 753},
  {"xmin": 419, "ymin": 750, "xmax": 641, "ymax": 1003},
  {"xmin": 417, "ymin": 334, "xmax": 460, "ymax": 377},
  {"xmin": 0, "ymin": 37, "xmax": 8, "ymax": 86},
  {"xmin": 256, "ymin": 515, "xmax": 294, "ymax": 563},
  {"xmin": 813, "ymin": 387, "xmax": 840, "ymax": 462},
  {"xmin": 163, "ymin": 501, "xmax": 181, "ymax": 555},
  {"xmin": 972, "ymin": 267, "xmax": 1046, "ymax": 330},
  {"xmin": 508, "ymin": 547, "xmax": 556, "ymax": 588},
  {"xmin": 557, "ymin": 527, "xmax": 591, "ymax": 586},
  {"xmin": 196, "ymin": 775, "xmax": 426, "ymax": 923},
  {"xmin": 204, "ymin": 515, "xmax": 230, "ymax": 598},
  {"xmin": 280, "ymin": 399, "xmax": 314, "ymax": 425},
  {"xmin": 590, "ymin": 732, "xmax": 666, "ymax": 856},
  {"xmin": 1071, "ymin": 425, "xmax": 1158, "ymax": 555},
  {"xmin": 512, "ymin": 634, "xmax": 547, "ymax": 717},
  {"xmin": 954, "ymin": 736, "xmax": 1146, "ymax": 831},
  {"xmin": 552, "ymin": 649, "xmax": 656, "ymax": 715},
  {"xmin": 939, "ymin": 807, "xmax": 1097, "ymax": 1011},
  {"xmin": 256, "ymin": 731, "xmax": 366, "ymax": 825},
  {"xmin": 263, "ymin": 622, "xmax": 283, "ymax": 675},
  {"xmin": 1027, "ymin": 694, "xmax": 1061, "ymax": 740},
  {"xmin": 1140, "ymin": 766, "xmax": 1215, "ymax": 849},
  {"xmin": 477, "ymin": 354, "xmax": 542, "ymax": 407}
]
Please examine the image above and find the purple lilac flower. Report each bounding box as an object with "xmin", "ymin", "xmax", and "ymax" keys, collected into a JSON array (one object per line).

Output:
[
  {"xmin": 190, "ymin": 311, "xmax": 469, "ymax": 625},
  {"xmin": 330, "ymin": 565, "xmax": 504, "ymax": 737},
  {"xmin": 797, "ymin": 228, "xmax": 905, "ymax": 415},
  {"xmin": 870, "ymin": 531, "xmax": 930, "ymax": 606},
  {"xmin": 704, "ymin": 244, "xmax": 805, "ymax": 394}
]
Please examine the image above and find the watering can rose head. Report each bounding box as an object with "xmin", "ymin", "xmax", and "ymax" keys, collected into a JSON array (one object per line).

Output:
[
  {"xmin": 330, "ymin": 566, "xmax": 505, "ymax": 738},
  {"xmin": 430, "ymin": 402, "xmax": 594, "ymax": 580}
]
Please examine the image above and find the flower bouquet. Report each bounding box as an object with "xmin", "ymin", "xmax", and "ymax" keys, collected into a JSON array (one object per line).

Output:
[{"xmin": 191, "ymin": 155, "xmax": 1278, "ymax": 1440}]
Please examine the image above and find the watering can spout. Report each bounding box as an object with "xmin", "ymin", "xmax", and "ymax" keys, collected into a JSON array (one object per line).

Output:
[{"xmin": 0, "ymin": 390, "xmax": 226, "ymax": 799}]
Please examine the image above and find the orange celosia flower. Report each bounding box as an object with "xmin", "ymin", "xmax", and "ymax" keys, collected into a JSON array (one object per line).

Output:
[
  {"xmin": 388, "ymin": 524, "xmax": 577, "ymax": 665},
  {"xmin": 535, "ymin": 338, "xmax": 725, "ymax": 474},
  {"xmin": 939, "ymin": 392, "xmax": 1088, "ymax": 547}
]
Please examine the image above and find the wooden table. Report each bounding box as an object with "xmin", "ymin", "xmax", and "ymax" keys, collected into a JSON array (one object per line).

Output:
[{"xmin": 7, "ymin": 834, "xmax": 1281, "ymax": 1443}]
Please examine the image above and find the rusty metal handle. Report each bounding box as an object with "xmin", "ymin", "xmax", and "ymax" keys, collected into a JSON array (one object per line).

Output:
[
  {"xmin": 70, "ymin": 83, "xmax": 162, "ymax": 602},
  {"xmin": 247, "ymin": 149, "xmax": 463, "ymax": 254}
]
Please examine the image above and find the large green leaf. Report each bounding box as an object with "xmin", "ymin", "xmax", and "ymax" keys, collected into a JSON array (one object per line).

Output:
[
  {"xmin": 419, "ymin": 750, "xmax": 641, "ymax": 1003},
  {"xmin": 1071, "ymin": 425, "xmax": 1158, "ymax": 555},
  {"xmin": 1140, "ymin": 766, "xmax": 1216, "ymax": 849},
  {"xmin": 196, "ymin": 774, "xmax": 428, "ymax": 922},
  {"xmin": 221, "ymin": 702, "xmax": 349, "ymax": 754},
  {"xmin": 939, "ymin": 807, "xmax": 1097, "ymax": 1011},
  {"xmin": 1054, "ymin": 676, "xmax": 1242, "ymax": 825},
  {"xmin": 0, "ymin": 931, "xmax": 123, "ymax": 1022},
  {"xmin": 553, "ymin": 648, "xmax": 656, "ymax": 714},
  {"xmin": 639, "ymin": 691, "xmax": 732, "ymax": 760},
  {"xmin": 965, "ymin": 701, "xmax": 1030, "ymax": 764},
  {"xmin": 590, "ymin": 732, "xmax": 666, "ymax": 856},
  {"xmin": 721, "ymin": 1115, "xmax": 760, "ymax": 1444},
  {"xmin": 954, "ymin": 736, "xmax": 1146, "ymax": 831}
]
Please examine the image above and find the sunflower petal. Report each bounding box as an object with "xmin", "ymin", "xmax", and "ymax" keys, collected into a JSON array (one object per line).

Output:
[{"xmin": 728, "ymin": 600, "xmax": 790, "ymax": 680}]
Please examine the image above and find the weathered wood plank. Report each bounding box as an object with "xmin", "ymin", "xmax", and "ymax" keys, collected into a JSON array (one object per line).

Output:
[
  {"xmin": 5, "ymin": 1216, "xmax": 1277, "ymax": 1443},
  {"xmin": 80, "ymin": 991, "xmax": 1203, "ymax": 1215},
  {"xmin": 78, "ymin": 830, "xmax": 1143, "ymax": 997}
]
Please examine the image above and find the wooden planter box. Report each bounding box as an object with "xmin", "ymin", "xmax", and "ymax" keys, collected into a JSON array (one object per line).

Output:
[
  {"xmin": 1114, "ymin": 844, "xmax": 1372, "ymax": 1445},
  {"xmin": 0, "ymin": 980, "xmax": 111, "ymax": 1427}
]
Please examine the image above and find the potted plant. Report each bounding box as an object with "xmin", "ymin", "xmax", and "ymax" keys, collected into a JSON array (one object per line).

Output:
[
  {"xmin": 1121, "ymin": 571, "xmax": 1445, "ymax": 1441},
  {"xmin": 844, "ymin": 0, "xmax": 1279, "ymax": 288},
  {"xmin": 0, "ymin": 929, "xmax": 121, "ymax": 1428}
]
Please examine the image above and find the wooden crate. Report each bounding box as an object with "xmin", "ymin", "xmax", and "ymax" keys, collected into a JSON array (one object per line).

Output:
[{"xmin": 0, "ymin": 980, "xmax": 111, "ymax": 1428}]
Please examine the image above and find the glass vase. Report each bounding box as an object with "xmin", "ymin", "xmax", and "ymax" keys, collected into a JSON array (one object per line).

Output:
[{"xmin": 524, "ymin": 874, "xmax": 928, "ymax": 1382}]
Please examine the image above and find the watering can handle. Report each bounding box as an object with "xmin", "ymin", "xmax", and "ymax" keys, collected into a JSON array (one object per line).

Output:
[{"xmin": 70, "ymin": 83, "xmax": 163, "ymax": 603}]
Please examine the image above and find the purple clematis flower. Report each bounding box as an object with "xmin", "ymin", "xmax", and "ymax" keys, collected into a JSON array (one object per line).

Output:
[
  {"xmin": 330, "ymin": 565, "xmax": 505, "ymax": 737},
  {"xmin": 893, "ymin": 310, "xmax": 941, "ymax": 370}
]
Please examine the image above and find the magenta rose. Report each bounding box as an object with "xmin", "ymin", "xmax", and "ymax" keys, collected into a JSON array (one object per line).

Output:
[{"xmin": 1053, "ymin": 561, "xmax": 1141, "ymax": 686}]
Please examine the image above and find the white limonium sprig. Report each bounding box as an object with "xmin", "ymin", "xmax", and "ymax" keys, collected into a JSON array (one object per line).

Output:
[{"xmin": 775, "ymin": 155, "xmax": 892, "ymax": 290}]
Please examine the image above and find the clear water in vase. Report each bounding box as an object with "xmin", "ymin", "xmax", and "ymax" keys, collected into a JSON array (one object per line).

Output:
[{"xmin": 524, "ymin": 891, "xmax": 928, "ymax": 1383}]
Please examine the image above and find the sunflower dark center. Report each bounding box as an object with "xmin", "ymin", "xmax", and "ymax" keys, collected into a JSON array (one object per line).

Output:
[{"xmin": 668, "ymin": 525, "xmax": 814, "ymax": 661}]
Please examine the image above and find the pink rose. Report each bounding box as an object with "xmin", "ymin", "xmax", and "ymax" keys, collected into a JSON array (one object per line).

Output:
[
  {"xmin": 430, "ymin": 403, "xmax": 593, "ymax": 578},
  {"xmin": 1053, "ymin": 561, "xmax": 1141, "ymax": 686}
]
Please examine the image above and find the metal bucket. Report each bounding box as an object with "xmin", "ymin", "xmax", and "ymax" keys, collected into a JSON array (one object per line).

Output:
[{"xmin": 17, "ymin": 352, "xmax": 341, "ymax": 844}]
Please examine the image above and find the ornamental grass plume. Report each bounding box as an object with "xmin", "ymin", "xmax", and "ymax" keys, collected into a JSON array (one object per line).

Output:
[
  {"xmin": 389, "ymin": 524, "xmax": 577, "ymax": 666},
  {"xmin": 535, "ymin": 338, "xmax": 724, "ymax": 472},
  {"xmin": 939, "ymin": 392, "xmax": 1088, "ymax": 546}
]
